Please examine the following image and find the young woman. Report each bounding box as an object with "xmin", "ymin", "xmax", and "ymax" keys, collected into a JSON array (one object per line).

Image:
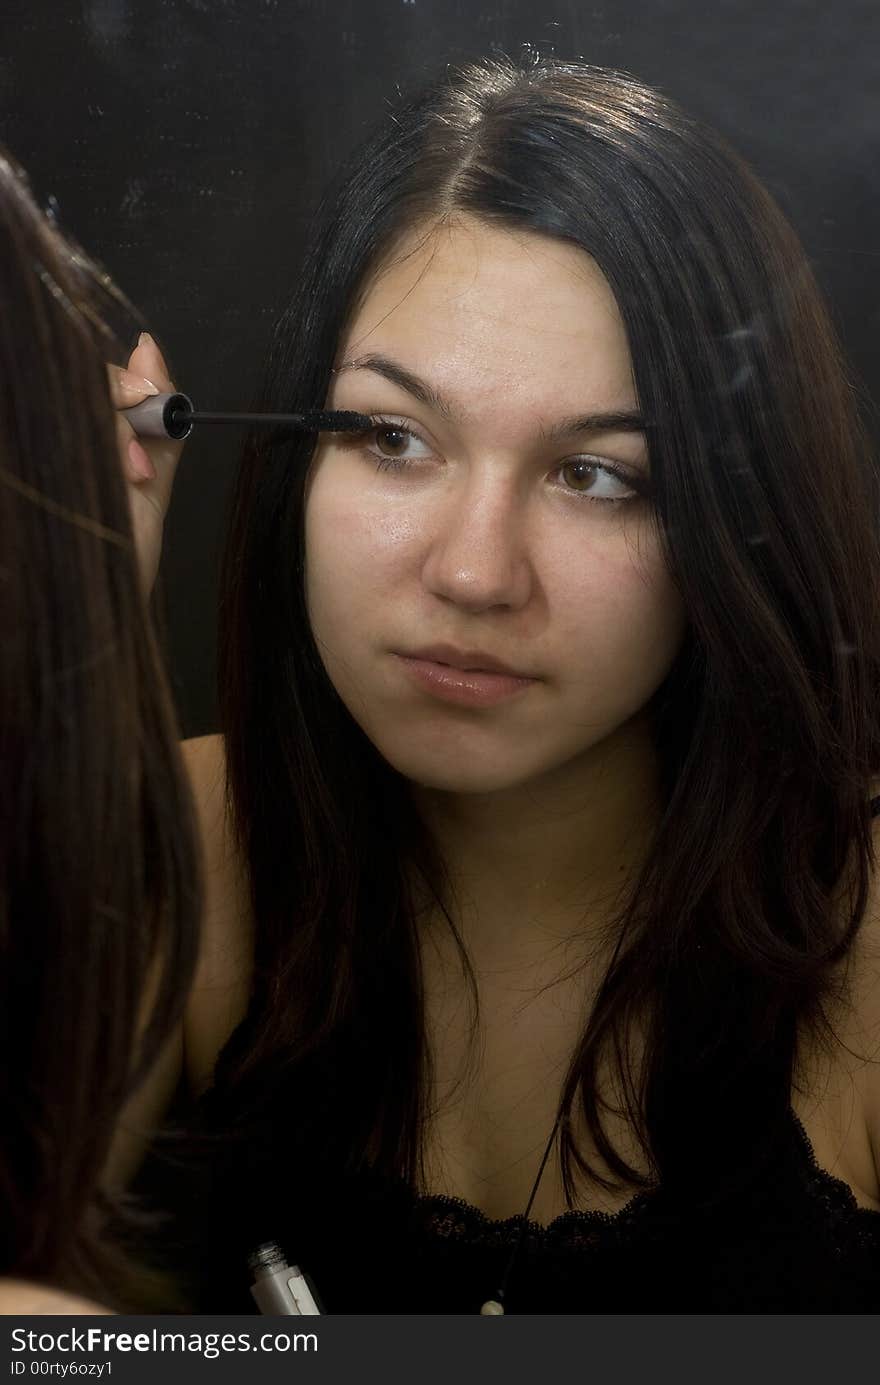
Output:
[
  {"xmin": 0, "ymin": 146, "xmax": 199, "ymax": 1312},
  {"xmin": 150, "ymin": 56, "xmax": 880, "ymax": 1312}
]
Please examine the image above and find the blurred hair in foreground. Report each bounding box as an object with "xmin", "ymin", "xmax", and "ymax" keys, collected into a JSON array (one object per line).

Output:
[{"xmin": 0, "ymin": 147, "xmax": 200, "ymax": 1307}]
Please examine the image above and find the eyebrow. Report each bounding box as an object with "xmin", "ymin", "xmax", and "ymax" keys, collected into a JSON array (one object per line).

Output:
[{"xmin": 335, "ymin": 353, "xmax": 649, "ymax": 438}]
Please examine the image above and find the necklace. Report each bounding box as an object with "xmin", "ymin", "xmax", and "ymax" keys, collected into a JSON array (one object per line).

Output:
[{"xmin": 478, "ymin": 1114, "xmax": 562, "ymax": 1315}]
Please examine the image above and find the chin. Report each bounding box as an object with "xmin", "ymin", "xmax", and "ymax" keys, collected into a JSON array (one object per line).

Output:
[{"xmin": 372, "ymin": 742, "xmax": 550, "ymax": 796}]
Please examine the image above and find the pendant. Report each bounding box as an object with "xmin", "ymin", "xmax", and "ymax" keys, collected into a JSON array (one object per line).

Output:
[{"xmin": 479, "ymin": 1299, "xmax": 505, "ymax": 1315}]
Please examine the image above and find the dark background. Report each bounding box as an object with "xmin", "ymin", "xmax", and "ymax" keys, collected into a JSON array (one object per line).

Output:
[{"xmin": 1, "ymin": 0, "xmax": 878, "ymax": 736}]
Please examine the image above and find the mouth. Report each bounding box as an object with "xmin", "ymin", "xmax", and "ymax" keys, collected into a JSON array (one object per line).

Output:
[
  {"xmin": 392, "ymin": 645, "xmax": 539, "ymax": 709},
  {"xmin": 402, "ymin": 644, "xmax": 535, "ymax": 679}
]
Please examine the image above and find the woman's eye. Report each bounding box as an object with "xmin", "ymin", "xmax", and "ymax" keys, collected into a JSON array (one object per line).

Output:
[
  {"xmin": 367, "ymin": 423, "xmax": 434, "ymax": 466},
  {"xmin": 557, "ymin": 457, "xmax": 639, "ymax": 504}
]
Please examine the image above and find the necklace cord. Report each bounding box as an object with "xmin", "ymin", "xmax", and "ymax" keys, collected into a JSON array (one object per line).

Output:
[{"xmin": 494, "ymin": 1113, "xmax": 562, "ymax": 1304}]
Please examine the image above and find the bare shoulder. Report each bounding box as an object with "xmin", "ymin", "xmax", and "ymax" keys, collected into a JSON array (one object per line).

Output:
[
  {"xmin": 794, "ymin": 810, "xmax": 880, "ymax": 1207},
  {"xmin": 105, "ymin": 736, "xmax": 252, "ymax": 1188},
  {"xmin": 843, "ymin": 819, "xmax": 880, "ymax": 1137},
  {"xmin": 0, "ymin": 1280, "xmax": 111, "ymax": 1315},
  {"xmin": 181, "ymin": 734, "xmax": 254, "ymax": 1094}
]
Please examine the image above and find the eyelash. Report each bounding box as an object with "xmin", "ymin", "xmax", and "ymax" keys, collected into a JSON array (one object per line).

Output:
[{"xmin": 351, "ymin": 416, "xmax": 647, "ymax": 507}]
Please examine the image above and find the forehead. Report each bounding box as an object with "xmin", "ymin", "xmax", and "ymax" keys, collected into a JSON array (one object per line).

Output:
[{"xmin": 338, "ymin": 216, "xmax": 636, "ymax": 417}]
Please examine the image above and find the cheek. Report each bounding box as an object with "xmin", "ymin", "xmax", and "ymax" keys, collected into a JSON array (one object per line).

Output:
[
  {"xmin": 304, "ymin": 469, "xmax": 422, "ymax": 634},
  {"xmin": 549, "ymin": 530, "xmax": 685, "ymax": 692}
]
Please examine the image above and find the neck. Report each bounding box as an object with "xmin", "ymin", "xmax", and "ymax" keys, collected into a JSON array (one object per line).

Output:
[{"xmin": 411, "ymin": 712, "xmax": 662, "ymax": 955}]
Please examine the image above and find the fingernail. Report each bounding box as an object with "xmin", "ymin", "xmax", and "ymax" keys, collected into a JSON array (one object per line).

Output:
[
  {"xmin": 118, "ymin": 368, "xmax": 159, "ymax": 395},
  {"xmin": 138, "ymin": 331, "xmax": 154, "ymax": 347},
  {"xmin": 128, "ymin": 437, "xmax": 157, "ymax": 481}
]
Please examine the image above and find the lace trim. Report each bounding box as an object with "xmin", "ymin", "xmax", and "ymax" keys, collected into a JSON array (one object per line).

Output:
[
  {"xmin": 410, "ymin": 1107, "xmax": 880, "ymax": 1247},
  {"xmin": 413, "ymin": 1185, "xmax": 653, "ymax": 1244},
  {"xmin": 788, "ymin": 1109, "xmax": 880, "ymax": 1222}
]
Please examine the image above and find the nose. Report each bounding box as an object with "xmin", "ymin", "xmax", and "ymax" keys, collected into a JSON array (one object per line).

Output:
[{"xmin": 420, "ymin": 469, "xmax": 534, "ymax": 613}]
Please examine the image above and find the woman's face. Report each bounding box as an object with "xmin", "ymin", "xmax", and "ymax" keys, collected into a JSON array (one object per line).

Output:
[{"xmin": 305, "ymin": 217, "xmax": 686, "ymax": 795}]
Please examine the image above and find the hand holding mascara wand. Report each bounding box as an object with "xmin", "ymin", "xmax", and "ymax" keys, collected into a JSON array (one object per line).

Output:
[
  {"xmin": 122, "ymin": 390, "xmax": 372, "ymax": 440},
  {"xmin": 115, "ymin": 328, "xmax": 370, "ymax": 593}
]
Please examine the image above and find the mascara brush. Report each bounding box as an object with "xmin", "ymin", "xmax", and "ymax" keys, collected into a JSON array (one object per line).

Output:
[{"xmin": 122, "ymin": 391, "xmax": 372, "ymax": 440}]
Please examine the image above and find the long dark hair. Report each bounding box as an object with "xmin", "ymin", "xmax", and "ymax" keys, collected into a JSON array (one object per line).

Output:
[
  {"xmin": 216, "ymin": 57, "xmax": 880, "ymax": 1205},
  {"xmin": 0, "ymin": 149, "xmax": 201, "ymax": 1300}
]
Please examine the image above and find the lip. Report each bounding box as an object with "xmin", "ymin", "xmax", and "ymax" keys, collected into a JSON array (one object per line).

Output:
[
  {"xmin": 393, "ymin": 645, "xmax": 539, "ymax": 709},
  {"xmin": 404, "ymin": 643, "xmax": 533, "ymax": 678}
]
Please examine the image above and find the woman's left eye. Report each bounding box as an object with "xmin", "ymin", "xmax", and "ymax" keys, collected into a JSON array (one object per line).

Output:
[{"xmin": 555, "ymin": 457, "xmax": 639, "ymax": 504}]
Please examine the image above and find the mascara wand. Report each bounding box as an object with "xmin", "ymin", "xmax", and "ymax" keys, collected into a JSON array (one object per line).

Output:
[{"xmin": 122, "ymin": 391, "xmax": 372, "ymax": 440}]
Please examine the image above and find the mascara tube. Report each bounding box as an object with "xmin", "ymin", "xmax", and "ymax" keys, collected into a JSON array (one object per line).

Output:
[
  {"xmin": 122, "ymin": 391, "xmax": 195, "ymax": 440},
  {"xmin": 248, "ymin": 1242, "xmax": 323, "ymax": 1315},
  {"xmin": 121, "ymin": 392, "xmax": 372, "ymax": 440}
]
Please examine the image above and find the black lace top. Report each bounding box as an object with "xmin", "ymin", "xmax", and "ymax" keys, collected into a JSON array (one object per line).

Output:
[
  {"xmin": 186, "ymin": 1103, "xmax": 879, "ymax": 1314},
  {"xmin": 182, "ymin": 801, "xmax": 880, "ymax": 1315},
  {"xmin": 398, "ymin": 1111, "xmax": 880, "ymax": 1312}
]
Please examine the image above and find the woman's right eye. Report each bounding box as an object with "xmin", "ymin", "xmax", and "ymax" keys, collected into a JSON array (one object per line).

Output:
[{"xmin": 362, "ymin": 420, "xmax": 435, "ymax": 469}]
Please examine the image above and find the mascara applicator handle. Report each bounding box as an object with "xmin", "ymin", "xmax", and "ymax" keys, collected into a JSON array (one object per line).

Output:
[
  {"xmin": 123, "ymin": 391, "xmax": 195, "ymax": 441},
  {"xmin": 122, "ymin": 393, "xmax": 373, "ymax": 439}
]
